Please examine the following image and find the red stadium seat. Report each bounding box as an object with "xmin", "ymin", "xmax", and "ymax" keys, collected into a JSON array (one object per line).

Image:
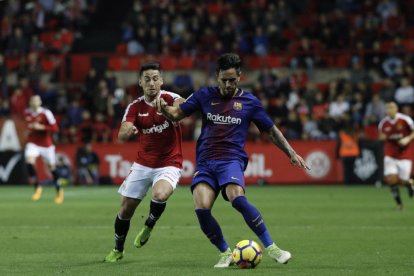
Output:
[
  {"xmin": 177, "ymin": 56, "xmax": 194, "ymax": 69},
  {"xmin": 245, "ymin": 56, "xmax": 264, "ymax": 69},
  {"xmin": 41, "ymin": 58, "xmax": 56, "ymax": 72},
  {"xmin": 108, "ymin": 57, "xmax": 125, "ymax": 71},
  {"xmin": 265, "ymin": 55, "xmax": 282, "ymax": 68},
  {"xmin": 61, "ymin": 30, "xmax": 74, "ymax": 46},
  {"xmin": 160, "ymin": 56, "xmax": 177, "ymax": 70},
  {"xmin": 116, "ymin": 43, "xmax": 127, "ymax": 55},
  {"xmin": 40, "ymin": 32, "xmax": 54, "ymax": 45},
  {"xmin": 336, "ymin": 53, "xmax": 351, "ymax": 68},
  {"xmin": 126, "ymin": 56, "xmax": 141, "ymax": 71},
  {"xmin": 5, "ymin": 57, "xmax": 19, "ymax": 70},
  {"xmin": 371, "ymin": 82, "xmax": 384, "ymax": 94}
]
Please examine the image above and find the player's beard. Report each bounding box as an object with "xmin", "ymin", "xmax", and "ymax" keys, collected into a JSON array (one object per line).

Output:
[
  {"xmin": 145, "ymin": 89, "xmax": 159, "ymax": 101},
  {"xmin": 221, "ymin": 88, "xmax": 237, "ymax": 98}
]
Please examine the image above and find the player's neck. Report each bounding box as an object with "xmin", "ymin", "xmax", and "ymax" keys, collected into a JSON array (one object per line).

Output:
[
  {"xmin": 144, "ymin": 94, "xmax": 158, "ymax": 104},
  {"xmin": 31, "ymin": 107, "xmax": 39, "ymax": 113},
  {"xmin": 219, "ymin": 88, "xmax": 238, "ymax": 98}
]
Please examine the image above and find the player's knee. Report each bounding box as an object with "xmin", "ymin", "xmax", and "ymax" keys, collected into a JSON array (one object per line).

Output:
[
  {"xmin": 152, "ymin": 190, "xmax": 171, "ymax": 202},
  {"xmin": 118, "ymin": 207, "xmax": 134, "ymax": 220},
  {"xmin": 385, "ymin": 175, "xmax": 399, "ymax": 185}
]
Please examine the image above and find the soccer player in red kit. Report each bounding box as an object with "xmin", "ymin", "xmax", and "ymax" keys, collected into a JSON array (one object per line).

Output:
[
  {"xmin": 378, "ymin": 101, "xmax": 414, "ymax": 209},
  {"xmin": 104, "ymin": 63, "xmax": 184, "ymax": 262},
  {"xmin": 24, "ymin": 95, "xmax": 62, "ymax": 204}
]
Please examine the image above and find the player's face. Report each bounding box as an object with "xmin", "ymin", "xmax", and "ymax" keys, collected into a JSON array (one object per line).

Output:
[
  {"xmin": 29, "ymin": 95, "xmax": 42, "ymax": 109},
  {"xmin": 139, "ymin": 69, "xmax": 163, "ymax": 100},
  {"xmin": 216, "ymin": 68, "xmax": 240, "ymax": 98},
  {"xmin": 385, "ymin": 102, "xmax": 398, "ymax": 118}
]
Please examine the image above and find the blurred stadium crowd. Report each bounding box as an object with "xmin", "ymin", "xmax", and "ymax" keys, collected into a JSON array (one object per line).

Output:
[{"xmin": 1, "ymin": 0, "xmax": 414, "ymax": 143}]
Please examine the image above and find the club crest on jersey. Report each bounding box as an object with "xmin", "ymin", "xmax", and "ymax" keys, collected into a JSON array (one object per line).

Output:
[
  {"xmin": 397, "ymin": 123, "xmax": 403, "ymax": 130},
  {"xmin": 233, "ymin": 102, "xmax": 242, "ymax": 111}
]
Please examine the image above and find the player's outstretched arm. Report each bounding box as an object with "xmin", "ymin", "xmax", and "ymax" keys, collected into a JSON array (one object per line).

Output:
[
  {"xmin": 268, "ymin": 125, "xmax": 310, "ymax": 170},
  {"xmin": 398, "ymin": 130, "xmax": 414, "ymax": 147},
  {"xmin": 155, "ymin": 97, "xmax": 186, "ymax": 121},
  {"xmin": 118, "ymin": 121, "xmax": 138, "ymax": 142}
]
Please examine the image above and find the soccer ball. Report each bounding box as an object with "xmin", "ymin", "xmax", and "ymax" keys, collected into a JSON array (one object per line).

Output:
[{"xmin": 232, "ymin": 240, "xmax": 262, "ymax": 269}]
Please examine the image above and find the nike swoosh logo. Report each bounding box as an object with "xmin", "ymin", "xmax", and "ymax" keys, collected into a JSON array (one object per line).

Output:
[
  {"xmin": 138, "ymin": 113, "xmax": 149, "ymax": 117},
  {"xmin": 211, "ymin": 102, "xmax": 221, "ymax": 105},
  {"xmin": 156, "ymin": 112, "xmax": 163, "ymax": 115},
  {"xmin": 0, "ymin": 154, "xmax": 21, "ymax": 182},
  {"xmin": 231, "ymin": 176, "xmax": 239, "ymax": 180}
]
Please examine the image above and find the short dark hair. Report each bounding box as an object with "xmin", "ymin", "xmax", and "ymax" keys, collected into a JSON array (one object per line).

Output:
[
  {"xmin": 216, "ymin": 53, "xmax": 242, "ymax": 73},
  {"xmin": 139, "ymin": 62, "xmax": 161, "ymax": 76}
]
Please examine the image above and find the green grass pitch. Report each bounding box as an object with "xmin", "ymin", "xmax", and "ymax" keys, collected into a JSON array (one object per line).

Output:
[{"xmin": 1, "ymin": 185, "xmax": 413, "ymax": 276}]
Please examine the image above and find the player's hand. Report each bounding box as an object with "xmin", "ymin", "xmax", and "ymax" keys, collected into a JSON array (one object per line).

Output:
[
  {"xmin": 290, "ymin": 153, "xmax": 310, "ymax": 170},
  {"xmin": 129, "ymin": 126, "xmax": 138, "ymax": 136},
  {"xmin": 30, "ymin": 122, "xmax": 45, "ymax": 130},
  {"xmin": 398, "ymin": 136, "xmax": 411, "ymax": 147},
  {"xmin": 154, "ymin": 97, "xmax": 168, "ymax": 112}
]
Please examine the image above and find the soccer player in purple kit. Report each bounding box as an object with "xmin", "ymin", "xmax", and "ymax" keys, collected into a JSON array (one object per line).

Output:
[{"xmin": 155, "ymin": 53, "xmax": 309, "ymax": 268}]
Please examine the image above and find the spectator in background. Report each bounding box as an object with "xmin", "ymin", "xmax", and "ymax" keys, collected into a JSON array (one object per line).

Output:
[
  {"xmin": 379, "ymin": 78, "xmax": 396, "ymax": 102},
  {"xmin": 0, "ymin": 54, "xmax": 7, "ymax": 98},
  {"xmin": 285, "ymin": 110, "xmax": 302, "ymax": 139},
  {"xmin": 329, "ymin": 93, "xmax": 350, "ymax": 129},
  {"xmin": 55, "ymin": 156, "xmax": 72, "ymax": 187},
  {"xmin": 394, "ymin": 77, "xmax": 414, "ymax": 106},
  {"xmin": 76, "ymin": 142, "xmax": 100, "ymax": 185},
  {"xmin": 91, "ymin": 113, "xmax": 112, "ymax": 143},
  {"xmin": 7, "ymin": 27, "xmax": 29, "ymax": 55},
  {"xmin": 364, "ymin": 93, "xmax": 386, "ymax": 126},
  {"xmin": 10, "ymin": 88, "xmax": 28, "ymax": 116}
]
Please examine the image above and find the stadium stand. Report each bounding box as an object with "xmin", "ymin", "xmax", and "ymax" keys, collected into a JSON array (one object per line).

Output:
[{"xmin": 1, "ymin": 0, "xmax": 414, "ymax": 143}]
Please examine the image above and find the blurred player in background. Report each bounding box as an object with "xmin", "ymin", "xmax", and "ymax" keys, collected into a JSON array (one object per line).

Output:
[
  {"xmin": 378, "ymin": 101, "xmax": 414, "ymax": 210},
  {"xmin": 156, "ymin": 53, "xmax": 309, "ymax": 268},
  {"xmin": 24, "ymin": 95, "xmax": 62, "ymax": 204},
  {"xmin": 104, "ymin": 63, "xmax": 184, "ymax": 262}
]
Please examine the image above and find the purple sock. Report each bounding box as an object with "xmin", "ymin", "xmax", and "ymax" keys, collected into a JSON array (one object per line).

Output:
[
  {"xmin": 232, "ymin": 196, "xmax": 273, "ymax": 247},
  {"xmin": 195, "ymin": 208, "xmax": 229, "ymax": 252}
]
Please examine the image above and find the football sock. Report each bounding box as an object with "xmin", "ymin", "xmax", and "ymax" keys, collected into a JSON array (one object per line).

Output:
[
  {"xmin": 145, "ymin": 199, "xmax": 166, "ymax": 228},
  {"xmin": 114, "ymin": 214, "xmax": 130, "ymax": 251},
  {"xmin": 26, "ymin": 163, "xmax": 39, "ymax": 188},
  {"xmin": 390, "ymin": 185, "xmax": 402, "ymax": 205},
  {"xmin": 232, "ymin": 196, "xmax": 273, "ymax": 247},
  {"xmin": 195, "ymin": 208, "xmax": 229, "ymax": 252},
  {"xmin": 51, "ymin": 169, "xmax": 61, "ymax": 191},
  {"xmin": 404, "ymin": 183, "xmax": 413, "ymax": 198}
]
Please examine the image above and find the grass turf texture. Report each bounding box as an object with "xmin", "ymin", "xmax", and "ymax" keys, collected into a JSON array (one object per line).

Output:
[{"xmin": 0, "ymin": 185, "xmax": 413, "ymax": 276}]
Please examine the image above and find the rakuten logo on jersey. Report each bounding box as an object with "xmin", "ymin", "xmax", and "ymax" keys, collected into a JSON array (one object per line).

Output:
[
  {"xmin": 142, "ymin": 121, "xmax": 169, "ymax": 134},
  {"xmin": 207, "ymin": 113, "xmax": 242, "ymax": 125}
]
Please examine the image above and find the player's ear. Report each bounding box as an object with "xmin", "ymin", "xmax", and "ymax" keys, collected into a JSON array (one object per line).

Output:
[{"xmin": 138, "ymin": 79, "xmax": 142, "ymax": 87}]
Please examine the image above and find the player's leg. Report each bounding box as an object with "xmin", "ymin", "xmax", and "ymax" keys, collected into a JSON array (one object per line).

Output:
[
  {"xmin": 25, "ymin": 143, "xmax": 41, "ymax": 201},
  {"xmin": 105, "ymin": 165, "xmax": 151, "ymax": 262},
  {"xmin": 396, "ymin": 159, "xmax": 413, "ymax": 199},
  {"xmin": 193, "ymin": 182, "xmax": 232, "ymax": 268},
  {"xmin": 135, "ymin": 166, "xmax": 181, "ymax": 248},
  {"xmin": 43, "ymin": 145, "xmax": 63, "ymax": 204},
  {"xmin": 226, "ymin": 184, "xmax": 291, "ymax": 264},
  {"xmin": 384, "ymin": 157, "xmax": 402, "ymax": 209},
  {"xmin": 105, "ymin": 196, "xmax": 141, "ymax": 262}
]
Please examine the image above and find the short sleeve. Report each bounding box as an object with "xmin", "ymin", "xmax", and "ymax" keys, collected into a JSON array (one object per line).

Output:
[
  {"xmin": 251, "ymin": 97, "xmax": 274, "ymax": 132},
  {"xmin": 122, "ymin": 101, "xmax": 137, "ymax": 123},
  {"xmin": 179, "ymin": 91, "xmax": 201, "ymax": 116},
  {"xmin": 44, "ymin": 109, "xmax": 56, "ymax": 125}
]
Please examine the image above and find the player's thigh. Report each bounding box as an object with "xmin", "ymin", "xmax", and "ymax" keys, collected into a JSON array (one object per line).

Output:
[
  {"xmin": 118, "ymin": 165, "xmax": 152, "ymax": 200},
  {"xmin": 225, "ymin": 184, "xmax": 245, "ymax": 202},
  {"xmin": 384, "ymin": 156, "xmax": 399, "ymax": 177},
  {"xmin": 119, "ymin": 196, "xmax": 141, "ymax": 219},
  {"xmin": 25, "ymin": 143, "xmax": 40, "ymax": 163},
  {"xmin": 152, "ymin": 166, "xmax": 182, "ymax": 201},
  {"xmin": 396, "ymin": 159, "xmax": 412, "ymax": 181},
  {"xmin": 192, "ymin": 182, "xmax": 217, "ymax": 209},
  {"xmin": 216, "ymin": 160, "xmax": 245, "ymax": 201},
  {"xmin": 40, "ymin": 145, "xmax": 56, "ymax": 169}
]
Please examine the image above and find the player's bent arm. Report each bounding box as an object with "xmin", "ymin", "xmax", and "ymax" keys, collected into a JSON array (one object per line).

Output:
[
  {"xmin": 267, "ymin": 125, "xmax": 310, "ymax": 170},
  {"xmin": 379, "ymin": 132, "xmax": 386, "ymax": 141},
  {"xmin": 118, "ymin": 121, "xmax": 138, "ymax": 142},
  {"xmin": 156, "ymin": 97, "xmax": 186, "ymax": 121},
  {"xmin": 268, "ymin": 125, "xmax": 296, "ymax": 158},
  {"xmin": 173, "ymin": 98, "xmax": 185, "ymax": 107}
]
